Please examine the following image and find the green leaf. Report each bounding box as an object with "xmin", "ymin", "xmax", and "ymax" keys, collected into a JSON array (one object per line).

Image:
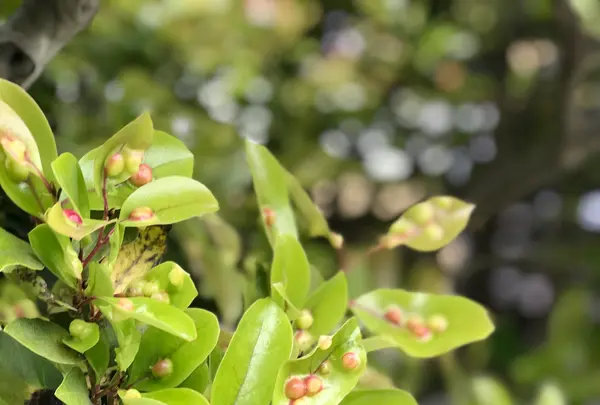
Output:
[
  {"xmin": 179, "ymin": 363, "xmax": 210, "ymax": 394},
  {"xmin": 350, "ymin": 289, "xmax": 494, "ymax": 358},
  {"xmin": 93, "ymin": 112, "xmax": 154, "ymax": 194},
  {"xmin": 55, "ymin": 368, "xmax": 93, "ymax": 405},
  {"xmin": 0, "ymin": 78, "xmax": 57, "ymax": 181},
  {"xmin": 471, "ymin": 376, "xmax": 514, "ymax": 405},
  {"xmin": 305, "ymin": 272, "xmax": 348, "ymax": 336},
  {"xmin": 45, "ymin": 201, "xmax": 114, "ymax": 241},
  {"xmin": 382, "ymin": 196, "xmax": 475, "ymax": 252},
  {"xmin": 134, "ymin": 309, "xmax": 219, "ymax": 391},
  {"xmin": 211, "ymin": 298, "xmax": 293, "ymax": 405},
  {"xmin": 28, "ymin": 224, "xmax": 82, "ymax": 288},
  {"xmin": 271, "ymin": 282, "xmax": 302, "ymax": 319},
  {"xmin": 85, "ymin": 261, "xmax": 114, "ymax": 297},
  {"xmin": 360, "ymin": 336, "xmax": 397, "ymax": 353},
  {"xmin": 123, "ymin": 399, "xmax": 165, "ymax": 405},
  {"xmin": 119, "ymin": 176, "xmax": 219, "ymax": 227},
  {"xmin": 535, "ymin": 382, "xmax": 566, "ymax": 405},
  {"xmin": 52, "ymin": 152, "xmax": 90, "ymax": 218},
  {"xmin": 272, "ymin": 318, "xmax": 367, "ymax": 405},
  {"xmin": 144, "ymin": 261, "xmax": 198, "ymax": 309},
  {"xmin": 339, "ymin": 389, "xmax": 417, "ymax": 405},
  {"xmin": 63, "ymin": 322, "xmax": 100, "ymax": 353},
  {"xmin": 245, "ymin": 140, "xmax": 297, "ymax": 243},
  {"xmin": 113, "ymin": 318, "xmax": 142, "ymax": 371},
  {"xmin": 95, "ymin": 297, "xmax": 197, "ymax": 341},
  {"xmin": 270, "ymin": 234, "xmax": 310, "ymax": 309},
  {"xmin": 143, "ymin": 388, "xmax": 210, "ymax": 405},
  {"xmin": 4, "ymin": 318, "xmax": 81, "ymax": 365},
  {"xmin": 0, "ymin": 332, "xmax": 62, "ymax": 389},
  {"xmin": 0, "ymin": 227, "xmax": 43, "ymax": 273},
  {"xmin": 128, "ymin": 327, "xmax": 182, "ymax": 385},
  {"xmin": 85, "ymin": 327, "xmax": 110, "ymax": 379}
]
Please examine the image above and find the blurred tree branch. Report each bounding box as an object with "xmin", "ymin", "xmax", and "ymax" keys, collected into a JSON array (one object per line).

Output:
[
  {"xmin": 0, "ymin": 0, "xmax": 99, "ymax": 88},
  {"xmin": 464, "ymin": 0, "xmax": 600, "ymax": 230}
]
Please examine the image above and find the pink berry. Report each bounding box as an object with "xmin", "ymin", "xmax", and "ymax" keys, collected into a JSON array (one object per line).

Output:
[
  {"xmin": 284, "ymin": 377, "xmax": 307, "ymax": 400},
  {"xmin": 304, "ymin": 375, "xmax": 323, "ymax": 396},
  {"xmin": 63, "ymin": 209, "xmax": 83, "ymax": 225},
  {"xmin": 384, "ymin": 306, "xmax": 403, "ymax": 325},
  {"xmin": 130, "ymin": 163, "xmax": 153, "ymax": 187},
  {"xmin": 341, "ymin": 352, "xmax": 361, "ymax": 370}
]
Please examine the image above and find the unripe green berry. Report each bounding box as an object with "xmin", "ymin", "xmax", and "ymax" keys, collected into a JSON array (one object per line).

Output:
[
  {"xmin": 0, "ymin": 135, "xmax": 27, "ymax": 162},
  {"xmin": 427, "ymin": 314, "xmax": 448, "ymax": 333},
  {"xmin": 123, "ymin": 389, "xmax": 142, "ymax": 399},
  {"xmin": 406, "ymin": 202, "xmax": 435, "ymax": 224},
  {"xmin": 130, "ymin": 163, "xmax": 153, "ymax": 187},
  {"xmin": 128, "ymin": 206, "xmax": 154, "ymax": 221},
  {"xmin": 424, "ymin": 223, "xmax": 444, "ymax": 241},
  {"xmin": 151, "ymin": 291, "xmax": 170, "ymax": 304},
  {"xmin": 330, "ymin": 232, "xmax": 344, "ymax": 249},
  {"xmin": 5, "ymin": 157, "xmax": 29, "ymax": 182},
  {"xmin": 151, "ymin": 358, "xmax": 174, "ymax": 378},
  {"xmin": 128, "ymin": 279, "xmax": 146, "ymax": 297},
  {"xmin": 284, "ymin": 377, "xmax": 307, "ymax": 400},
  {"xmin": 295, "ymin": 309, "xmax": 314, "ymax": 330},
  {"xmin": 69, "ymin": 319, "xmax": 93, "ymax": 339},
  {"xmin": 317, "ymin": 335, "xmax": 332, "ymax": 350},
  {"xmin": 389, "ymin": 218, "xmax": 415, "ymax": 235},
  {"xmin": 105, "ymin": 152, "xmax": 125, "ymax": 177},
  {"xmin": 341, "ymin": 351, "xmax": 361, "ymax": 370},
  {"xmin": 142, "ymin": 280, "xmax": 161, "ymax": 297},
  {"xmin": 432, "ymin": 196, "xmax": 454, "ymax": 210},
  {"xmin": 124, "ymin": 148, "xmax": 145, "ymax": 174},
  {"xmin": 168, "ymin": 267, "xmax": 186, "ymax": 287}
]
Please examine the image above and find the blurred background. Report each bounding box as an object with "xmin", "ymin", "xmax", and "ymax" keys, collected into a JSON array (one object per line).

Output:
[{"xmin": 2, "ymin": 0, "xmax": 600, "ymax": 404}]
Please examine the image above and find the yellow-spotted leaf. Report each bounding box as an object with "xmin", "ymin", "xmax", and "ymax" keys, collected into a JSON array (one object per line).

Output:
[
  {"xmin": 350, "ymin": 289, "xmax": 494, "ymax": 358},
  {"xmin": 381, "ymin": 196, "xmax": 475, "ymax": 252}
]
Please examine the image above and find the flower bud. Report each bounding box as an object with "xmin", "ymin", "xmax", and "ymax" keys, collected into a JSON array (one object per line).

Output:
[
  {"xmin": 304, "ymin": 375, "xmax": 323, "ymax": 396},
  {"xmin": 0, "ymin": 135, "xmax": 27, "ymax": 162},
  {"xmin": 151, "ymin": 291, "xmax": 170, "ymax": 304},
  {"xmin": 128, "ymin": 207, "xmax": 154, "ymax": 221},
  {"xmin": 407, "ymin": 202, "xmax": 435, "ymax": 225},
  {"xmin": 284, "ymin": 377, "xmax": 307, "ymax": 400},
  {"xmin": 105, "ymin": 152, "xmax": 125, "ymax": 177},
  {"xmin": 341, "ymin": 351, "xmax": 361, "ymax": 370},
  {"xmin": 5, "ymin": 158, "xmax": 29, "ymax": 182},
  {"xmin": 118, "ymin": 298, "xmax": 134, "ymax": 312},
  {"xmin": 263, "ymin": 207, "xmax": 276, "ymax": 228},
  {"xmin": 151, "ymin": 358, "xmax": 174, "ymax": 378},
  {"xmin": 142, "ymin": 280, "xmax": 160, "ymax": 297},
  {"xmin": 318, "ymin": 335, "xmax": 332, "ymax": 351},
  {"xmin": 384, "ymin": 305, "xmax": 403, "ymax": 325},
  {"xmin": 294, "ymin": 330, "xmax": 313, "ymax": 352},
  {"xmin": 124, "ymin": 148, "xmax": 145, "ymax": 174},
  {"xmin": 63, "ymin": 209, "xmax": 83, "ymax": 226},
  {"xmin": 69, "ymin": 319, "xmax": 93, "ymax": 339},
  {"xmin": 427, "ymin": 314, "xmax": 448, "ymax": 333},
  {"xmin": 295, "ymin": 309, "xmax": 314, "ymax": 330},
  {"xmin": 318, "ymin": 360, "xmax": 331, "ymax": 375},
  {"xmin": 168, "ymin": 267, "xmax": 186, "ymax": 288},
  {"xmin": 130, "ymin": 163, "xmax": 152, "ymax": 187},
  {"xmin": 123, "ymin": 389, "xmax": 142, "ymax": 399}
]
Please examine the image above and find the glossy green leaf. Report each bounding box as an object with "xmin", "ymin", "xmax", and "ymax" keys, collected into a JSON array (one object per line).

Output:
[
  {"xmin": 535, "ymin": 382, "xmax": 566, "ymax": 405},
  {"xmin": 119, "ymin": 176, "xmax": 219, "ymax": 227},
  {"xmin": 28, "ymin": 224, "xmax": 82, "ymax": 288},
  {"xmin": 271, "ymin": 282, "xmax": 302, "ymax": 319},
  {"xmin": 93, "ymin": 112, "xmax": 154, "ymax": 194},
  {"xmin": 113, "ymin": 318, "xmax": 142, "ymax": 371},
  {"xmin": 360, "ymin": 336, "xmax": 397, "ymax": 353},
  {"xmin": 85, "ymin": 328, "xmax": 110, "ymax": 379},
  {"xmin": 63, "ymin": 322, "xmax": 100, "ymax": 353},
  {"xmin": 55, "ymin": 368, "xmax": 93, "ymax": 405},
  {"xmin": 144, "ymin": 261, "xmax": 198, "ymax": 309},
  {"xmin": 472, "ymin": 376, "xmax": 514, "ymax": 405},
  {"xmin": 123, "ymin": 399, "xmax": 165, "ymax": 405},
  {"xmin": 179, "ymin": 363, "xmax": 210, "ymax": 394},
  {"xmin": 0, "ymin": 332, "xmax": 62, "ymax": 389},
  {"xmin": 350, "ymin": 289, "xmax": 494, "ymax": 358},
  {"xmin": 0, "ymin": 227, "xmax": 43, "ymax": 273},
  {"xmin": 52, "ymin": 152, "xmax": 90, "ymax": 218},
  {"xmin": 46, "ymin": 201, "xmax": 113, "ymax": 241},
  {"xmin": 305, "ymin": 272, "xmax": 348, "ymax": 336},
  {"xmin": 0, "ymin": 78, "xmax": 57, "ymax": 180},
  {"xmin": 4, "ymin": 318, "xmax": 81, "ymax": 365},
  {"xmin": 84, "ymin": 261, "xmax": 114, "ymax": 297},
  {"xmin": 211, "ymin": 298, "xmax": 293, "ymax": 405},
  {"xmin": 143, "ymin": 388, "xmax": 210, "ymax": 405},
  {"xmin": 96, "ymin": 296, "xmax": 197, "ymax": 341},
  {"xmin": 245, "ymin": 140, "xmax": 297, "ymax": 242},
  {"xmin": 135, "ymin": 309, "xmax": 219, "ymax": 391},
  {"xmin": 382, "ymin": 196, "xmax": 475, "ymax": 252},
  {"xmin": 339, "ymin": 389, "xmax": 418, "ymax": 405},
  {"xmin": 272, "ymin": 318, "xmax": 367, "ymax": 405},
  {"xmin": 145, "ymin": 131, "xmax": 194, "ymax": 178},
  {"xmin": 270, "ymin": 234, "xmax": 310, "ymax": 309},
  {"xmin": 128, "ymin": 327, "xmax": 182, "ymax": 384}
]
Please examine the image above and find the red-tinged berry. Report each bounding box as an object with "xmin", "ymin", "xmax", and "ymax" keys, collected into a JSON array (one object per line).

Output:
[
  {"xmin": 384, "ymin": 305, "xmax": 403, "ymax": 325},
  {"xmin": 294, "ymin": 330, "xmax": 313, "ymax": 352},
  {"xmin": 406, "ymin": 315, "xmax": 431, "ymax": 339},
  {"xmin": 304, "ymin": 375, "xmax": 323, "ymax": 396},
  {"xmin": 318, "ymin": 360, "xmax": 331, "ymax": 375},
  {"xmin": 118, "ymin": 298, "xmax": 134, "ymax": 311},
  {"xmin": 63, "ymin": 209, "xmax": 83, "ymax": 226},
  {"xmin": 5, "ymin": 158, "xmax": 29, "ymax": 182},
  {"xmin": 124, "ymin": 148, "xmax": 145, "ymax": 174},
  {"xmin": 151, "ymin": 359, "xmax": 174, "ymax": 378},
  {"xmin": 295, "ymin": 309, "xmax": 314, "ymax": 330},
  {"xmin": 341, "ymin": 351, "xmax": 361, "ymax": 370},
  {"xmin": 263, "ymin": 207, "xmax": 276, "ymax": 227},
  {"xmin": 130, "ymin": 163, "xmax": 152, "ymax": 187},
  {"xmin": 284, "ymin": 377, "xmax": 307, "ymax": 400},
  {"xmin": 0, "ymin": 134, "xmax": 27, "ymax": 162},
  {"xmin": 427, "ymin": 314, "xmax": 448, "ymax": 333},
  {"xmin": 128, "ymin": 207, "xmax": 154, "ymax": 221},
  {"xmin": 318, "ymin": 335, "xmax": 332, "ymax": 350},
  {"xmin": 105, "ymin": 152, "xmax": 125, "ymax": 177}
]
